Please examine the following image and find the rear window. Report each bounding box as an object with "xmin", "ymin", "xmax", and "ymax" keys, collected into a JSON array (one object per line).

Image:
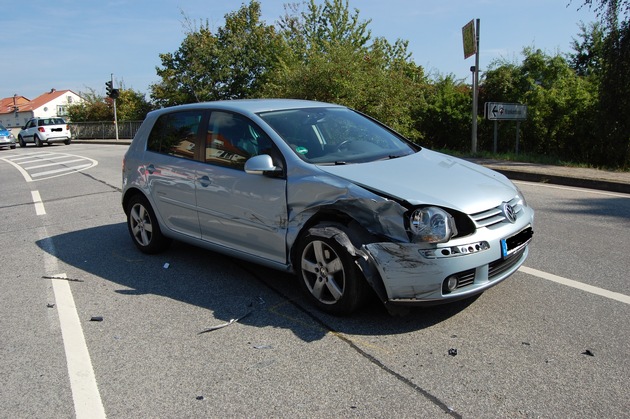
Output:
[
  {"xmin": 146, "ymin": 111, "xmax": 203, "ymax": 160},
  {"xmin": 38, "ymin": 118, "xmax": 66, "ymax": 126}
]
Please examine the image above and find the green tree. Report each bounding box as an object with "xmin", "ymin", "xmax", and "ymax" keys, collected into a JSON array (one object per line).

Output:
[
  {"xmin": 115, "ymin": 88, "xmax": 154, "ymax": 121},
  {"xmin": 480, "ymin": 48, "xmax": 597, "ymax": 159},
  {"xmin": 150, "ymin": 1, "xmax": 283, "ymax": 106},
  {"xmin": 568, "ymin": 21, "xmax": 606, "ymax": 79},
  {"xmin": 418, "ymin": 75, "xmax": 471, "ymax": 150},
  {"xmin": 572, "ymin": 0, "xmax": 630, "ymax": 167},
  {"xmin": 265, "ymin": 0, "xmax": 425, "ymax": 139},
  {"xmin": 67, "ymin": 88, "xmax": 111, "ymax": 122}
]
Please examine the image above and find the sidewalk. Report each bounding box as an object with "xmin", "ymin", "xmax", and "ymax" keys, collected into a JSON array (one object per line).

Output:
[
  {"xmin": 468, "ymin": 158, "xmax": 630, "ymax": 195},
  {"xmin": 73, "ymin": 139, "xmax": 630, "ymax": 195}
]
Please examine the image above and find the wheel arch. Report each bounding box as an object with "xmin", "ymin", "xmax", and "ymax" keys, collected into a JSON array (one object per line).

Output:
[
  {"xmin": 122, "ymin": 187, "xmax": 147, "ymax": 214},
  {"xmin": 290, "ymin": 207, "xmax": 389, "ymax": 305}
]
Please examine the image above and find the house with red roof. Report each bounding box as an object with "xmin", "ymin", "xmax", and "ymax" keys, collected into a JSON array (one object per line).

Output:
[{"xmin": 0, "ymin": 89, "xmax": 83, "ymax": 131}]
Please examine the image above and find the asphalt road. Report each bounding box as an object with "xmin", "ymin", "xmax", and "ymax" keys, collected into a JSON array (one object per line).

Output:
[{"xmin": 1, "ymin": 144, "xmax": 629, "ymax": 418}]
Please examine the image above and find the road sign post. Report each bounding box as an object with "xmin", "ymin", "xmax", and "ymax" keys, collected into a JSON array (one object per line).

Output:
[
  {"xmin": 485, "ymin": 102, "xmax": 527, "ymax": 154},
  {"xmin": 110, "ymin": 74, "xmax": 119, "ymax": 141},
  {"xmin": 463, "ymin": 19, "xmax": 480, "ymax": 153}
]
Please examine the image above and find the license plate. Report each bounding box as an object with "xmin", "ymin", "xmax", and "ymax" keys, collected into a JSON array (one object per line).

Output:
[{"xmin": 501, "ymin": 226, "xmax": 533, "ymax": 258}]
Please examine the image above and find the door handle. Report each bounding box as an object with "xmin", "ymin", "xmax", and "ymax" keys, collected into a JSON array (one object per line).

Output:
[
  {"xmin": 146, "ymin": 164, "xmax": 156, "ymax": 174},
  {"xmin": 198, "ymin": 175, "xmax": 212, "ymax": 187}
]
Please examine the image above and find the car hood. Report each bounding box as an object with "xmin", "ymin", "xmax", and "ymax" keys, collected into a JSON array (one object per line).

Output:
[
  {"xmin": 315, "ymin": 149, "xmax": 517, "ymax": 214},
  {"xmin": 0, "ymin": 129, "xmax": 10, "ymax": 136}
]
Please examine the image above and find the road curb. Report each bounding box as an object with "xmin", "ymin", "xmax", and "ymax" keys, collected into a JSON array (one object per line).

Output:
[{"xmin": 490, "ymin": 169, "xmax": 630, "ymax": 195}]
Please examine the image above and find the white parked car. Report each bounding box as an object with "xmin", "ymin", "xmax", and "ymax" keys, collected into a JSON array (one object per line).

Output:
[
  {"xmin": 122, "ymin": 99, "xmax": 534, "ymax": 315},
  {"xmin": 18, "ymin": 117, "xmax": 72, "ymax": 147}
]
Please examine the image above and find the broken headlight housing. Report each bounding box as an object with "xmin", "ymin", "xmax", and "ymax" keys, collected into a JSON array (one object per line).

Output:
[{"xmin": 409, "ymin": 206, "xmax": 457, "ymax": 243}]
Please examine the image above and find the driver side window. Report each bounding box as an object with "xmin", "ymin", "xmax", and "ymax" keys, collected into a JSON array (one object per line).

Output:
[{"xmin": 204, "ymin": 111, "xmax": 276, "ymax": 170}]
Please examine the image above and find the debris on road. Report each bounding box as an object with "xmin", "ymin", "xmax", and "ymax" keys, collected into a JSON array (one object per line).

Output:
[
  {"xmin": 47, "ymin": 303, "xmax": 55, "ymax": 308},
  {"xmin": 253, "ymin": 344, "xmax": 273, "ymax": 350},
  {"xmin": 448, "ymin": 348, "xmax": 458, "ymax": 356},
  {"xmin": 198, "ymin": 310, "xmax": 252, "ymax": 334},
  {"xmin": 581, "ymin": 349, "xmax": 594, "ymax": 357},
  {"xmin": 90, "ymin": 316, "xmax": 104, "ymax": 322},
  {"xmin": 163, "ymin": 262, "xmax": 170, "ymax": 269},
  {"xmin": 42, "ymin": 275, "xmax": 84, "ymax": 282}
]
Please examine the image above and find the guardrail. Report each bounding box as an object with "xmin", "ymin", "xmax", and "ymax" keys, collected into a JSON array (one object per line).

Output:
[{"xmin": 69, "ymin": 121, "xmax": 142, "ymax": 140}]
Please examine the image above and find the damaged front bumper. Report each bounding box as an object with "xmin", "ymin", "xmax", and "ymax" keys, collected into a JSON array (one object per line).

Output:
[{"xmin": 362, "ymin": 221, "xmax": 533, "ymax": 306}]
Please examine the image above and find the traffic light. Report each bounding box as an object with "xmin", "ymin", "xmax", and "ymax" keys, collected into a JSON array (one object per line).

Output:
[
  {"xmin": 105, "ymin": 81, "xmax": 113, "ymax": 97},
  {"xmin": 110, "ymin": 88, "xmax": 120, "ymax": 99}
]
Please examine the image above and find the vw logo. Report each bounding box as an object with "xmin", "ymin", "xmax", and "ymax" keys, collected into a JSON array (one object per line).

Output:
[{"xmin": 502, "ymin": 203, "xmax": 517, "ymax": 223}]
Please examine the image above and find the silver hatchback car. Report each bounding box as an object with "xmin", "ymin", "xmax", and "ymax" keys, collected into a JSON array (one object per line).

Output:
[{"xmin": 122, "ymin": 99, "xmax": 534, "ymax": 314}]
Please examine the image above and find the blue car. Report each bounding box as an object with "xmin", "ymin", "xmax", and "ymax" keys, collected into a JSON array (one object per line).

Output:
[{"xmin": 0, "ymin": 123, "xmax": 16, "ymax": 150}]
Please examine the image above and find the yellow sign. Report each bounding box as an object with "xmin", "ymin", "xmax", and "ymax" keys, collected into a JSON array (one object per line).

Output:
[{"xmin": 462, "ymin": 20, "xmax": 476, "ymax": 59}]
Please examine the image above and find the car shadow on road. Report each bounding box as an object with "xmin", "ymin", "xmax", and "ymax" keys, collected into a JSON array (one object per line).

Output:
[{"xmin": 38, "ymin": 222, "xmax": 478, "ymax": 343}]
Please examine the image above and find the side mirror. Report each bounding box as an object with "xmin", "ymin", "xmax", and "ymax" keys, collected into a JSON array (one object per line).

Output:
[{"xmin": 244, "ymin": 154, "xmax": 281, "ymax": 175}]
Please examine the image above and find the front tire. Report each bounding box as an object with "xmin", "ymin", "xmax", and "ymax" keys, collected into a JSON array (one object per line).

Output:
[
  {"xmin": 296, "ymin": 224, "xmax": 367, "ymax": 315},
  {"xmin": 126, "ymin": 195, "xmax": 171, "ymax": 254},
  {"xmin": 18, "ymin": 135, "xmax": 26, "ymax": 147},
  {"xmin": 35, "ymin": 135, "xmax": 43, "ymax": 147}
]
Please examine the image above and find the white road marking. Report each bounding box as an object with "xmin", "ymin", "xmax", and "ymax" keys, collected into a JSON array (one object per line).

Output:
[
  {"xmin": 0, "ymin": 152, "xmax": 97, "ymax": 182},
  {"xmin": 31, "ymin": 163, "xmax": 93, "ymax": 178},
  {"xmin": 52, "ymin": 275, "xmax": 107, "ymax": 419},
  {"xmin": 520, "ymin": 265, "xmax": 630, "ymax": 305},
  {"xmin": 24, "ymin": 158, "xmax": 87, "ymax": 169},
  {"xmin": 39, "ymin": 233, "xmax": 106, "ymax": 419},
  {"xmin": 31, "ymin": 190, "xmax": 46, "ymax": 215},
  {"xmin": 2, "ymin": 157, "xmax": 34, "ymax": 181}
]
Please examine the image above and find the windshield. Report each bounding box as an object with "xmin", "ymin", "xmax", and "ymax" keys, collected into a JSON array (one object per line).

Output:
[
  {"xmin": 258, "ymin": 107, "xmax": 417, "ymax": 164},
  {"xmin": 0, "ymin": 124, "xmax": 6, "ymax": 131}
]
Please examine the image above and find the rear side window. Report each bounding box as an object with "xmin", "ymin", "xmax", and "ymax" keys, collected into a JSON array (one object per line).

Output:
[{"xmin": 147, "ymin": 111, "xmax": 203, "ymax": 160}]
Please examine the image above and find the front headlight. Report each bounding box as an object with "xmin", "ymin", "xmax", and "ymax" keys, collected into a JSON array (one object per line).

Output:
[{"xmin": 409, "ymin": 206, "xmax": 457, "ymax": 243}]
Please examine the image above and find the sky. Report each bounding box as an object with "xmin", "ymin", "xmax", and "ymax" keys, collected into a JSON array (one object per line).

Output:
[{"xmin": 1, "ymin": 0, "xmax": 599, "ymax": 101}]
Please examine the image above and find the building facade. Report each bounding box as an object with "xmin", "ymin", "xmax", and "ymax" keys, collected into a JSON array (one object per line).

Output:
[{"xmin": 0, "ymin": 89, "xmax": 83, "ymax": 132}]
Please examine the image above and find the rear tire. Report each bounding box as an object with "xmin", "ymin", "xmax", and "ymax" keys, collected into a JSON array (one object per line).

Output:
[
  {"xmin": 126, "ymin": 195, "xmax": 171, "ymax": 254},
  {"xmin": 64, "ymin": 139, "xmax": 71, "ymax": 145},
  {"xmin": 295, "ymin": 223, "xmax": 367, "ymax": 315}
]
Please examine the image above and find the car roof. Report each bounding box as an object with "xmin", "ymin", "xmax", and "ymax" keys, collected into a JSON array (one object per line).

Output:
[{"xmin": 148, "ymin": 99, "xmax": 345, "ymax": 118}]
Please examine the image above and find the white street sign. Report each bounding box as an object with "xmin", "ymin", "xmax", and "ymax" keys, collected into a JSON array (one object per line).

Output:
[{"xmin": 486, "ymin": 102, "xmax": 527, "ymax": 121}]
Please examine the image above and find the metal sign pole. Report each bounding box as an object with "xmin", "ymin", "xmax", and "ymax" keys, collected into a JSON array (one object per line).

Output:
[
  {"xmin": 462, "ymin": 18, "xmax": 480, "ymax": 153},
  {"xmin": 471, "ymin": 19, "xmax": 480, "ymax": 154},
  {"xmin": 111, "ymin": 73, "xmax": 119, "ymax": 141}
]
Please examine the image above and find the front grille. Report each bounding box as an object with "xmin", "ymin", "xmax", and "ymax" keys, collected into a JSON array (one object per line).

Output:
[
  {"xmin": 442, "ymin": 247, "xmax": 526, "ymax": 295},
  {"xmin": 470, "ymin": 196, "xmax": 523, "ymax": 229},
  {"xmin": 489, "ymin": 248, "xmax": 525, "ymax": 279}
]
